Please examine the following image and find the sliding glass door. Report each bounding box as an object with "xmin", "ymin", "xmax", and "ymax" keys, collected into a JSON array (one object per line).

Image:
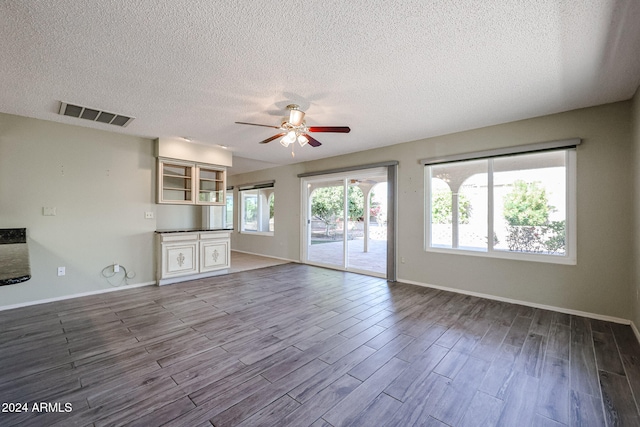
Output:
[
  {"xmin": 306, "ymin": 179, "xmax": 345, "ymax": 269},
  {"xmin": 303, "ymin": 168, "xmax": 388, "ymax": 277}
]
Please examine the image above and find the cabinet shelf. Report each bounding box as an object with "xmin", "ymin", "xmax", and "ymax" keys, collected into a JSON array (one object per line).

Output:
[
  {"xmin": 157, "ymin": 159, "xmax": 226, "ymax": 205},
  {"xmin": 163, "ymin": 173, "xmax": 193, "ymax": 179}
]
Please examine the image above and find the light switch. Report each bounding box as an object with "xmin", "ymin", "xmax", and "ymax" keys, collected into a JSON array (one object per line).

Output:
[{"xmin": 43, "ymin": 207, "xmax": 57, "ymax": 216}]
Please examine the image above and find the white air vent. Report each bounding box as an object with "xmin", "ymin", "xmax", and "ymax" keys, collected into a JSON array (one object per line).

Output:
[{"xmin": 58, "ymin": 102, "xmax": 134, "ymax": 127}]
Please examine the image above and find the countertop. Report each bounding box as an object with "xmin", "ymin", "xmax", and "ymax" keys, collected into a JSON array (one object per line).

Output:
[{"xmin": 155, "ymin": 228, "xmax": 233, "ymax": 234}]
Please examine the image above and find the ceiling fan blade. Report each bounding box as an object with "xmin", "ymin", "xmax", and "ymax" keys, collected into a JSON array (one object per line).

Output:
[
  {"xmin": 259, "ymin": 133, "xmax": 286, "ymax": 144},
  {"xmin": 307, "ymin": 126, "xmax": 351, "ymax": 133},
  {"xmin": 305, "ymin": 134, "xmax": 322, "ymax": 147},
  {"xmin": 236, "ymin": 121, "xmax": 281, "ymax": 129}
]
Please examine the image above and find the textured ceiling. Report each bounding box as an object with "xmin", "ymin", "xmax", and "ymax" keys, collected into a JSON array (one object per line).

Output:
[{"xmin": 1, "ymin": 0, "xmax": 640, "ymax": 175}]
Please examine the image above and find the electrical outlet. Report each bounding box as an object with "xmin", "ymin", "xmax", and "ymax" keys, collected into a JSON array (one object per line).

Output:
[
  {"xmin": 401, "ymin": 257, "xmax": 406, "ymax": 264},
  {"xmin": 57, "ymin": 266, "xmax": 65, "ymax": 276},
  {"xmin": 113, "ymin": 263, "xmax": 119, "ymax": 273},
  {"xmin": 145, "ymin": 211, "xmax": 154, "ymax": 219}
]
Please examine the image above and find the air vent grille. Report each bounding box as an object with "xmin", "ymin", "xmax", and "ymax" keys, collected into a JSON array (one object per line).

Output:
[{"xmin": 59, "ymin": 102, "xmax": 134, "ymax": 127}]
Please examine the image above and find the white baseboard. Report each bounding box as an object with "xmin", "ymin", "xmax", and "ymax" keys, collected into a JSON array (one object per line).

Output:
[
  {"xmin": 397, "ymin": 277, "xmax": 631, "ymax": 326},
  {"xmin": 3, "ymin": 267, "xmax": 638, "ymax": 347},
  {"xmin": 231, "ymin": 249, "xmax": 298, "ymax": 264},
  {"xmin": 0, "ymin": 281, "xmax": 156, "ymax": 312},
  {"xmin": 0, "ymin": 251, "xmax": 295, "ymax": 312}
]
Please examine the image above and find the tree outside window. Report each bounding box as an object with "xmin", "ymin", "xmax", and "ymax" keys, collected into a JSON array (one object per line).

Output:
[
  {"xmin": 310, "ymin": 185, "xmax": 364, "ymax": 239},
  {"xmin": 502, "ymin": 180, "xmax": 565, "ymax": 254}
]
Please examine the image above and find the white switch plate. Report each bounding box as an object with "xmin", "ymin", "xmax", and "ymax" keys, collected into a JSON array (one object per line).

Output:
[
  {"xmin": 43, "ymin": 207, "xmax": 57, "ymax": 216},
  {"xmin": 144, "ymin": 211, "xmax": 154, "ymax": 219},
  {"xmin": 57, "ymin": 266, "xmax": 65, "ymax": 276}
]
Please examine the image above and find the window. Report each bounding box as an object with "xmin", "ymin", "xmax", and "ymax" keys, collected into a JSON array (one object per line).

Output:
[
  {"xmin": 224, "ymin": 190, "xmax": 233, "ymax": 229},
  {"xmin": 239, "ymin": 183, "xmax": 274, "ymax": 235},
  {"xmin": 424, "ymin": 145, "xmax": 576, "ymax": 264}
]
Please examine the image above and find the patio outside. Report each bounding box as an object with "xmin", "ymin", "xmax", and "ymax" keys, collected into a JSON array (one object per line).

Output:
[{"xmin": 307, "ymin": 180, "xmax": 387, "ymax": 276}]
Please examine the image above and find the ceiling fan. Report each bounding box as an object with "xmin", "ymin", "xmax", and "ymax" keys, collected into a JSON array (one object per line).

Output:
[{"xmin": 235, "ymin": 104, "xmax": 350, "ymax": 157}]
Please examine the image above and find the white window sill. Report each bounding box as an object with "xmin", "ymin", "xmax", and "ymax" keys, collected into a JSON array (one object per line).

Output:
[
  {"xmin": 425, "ymin": 246, "xmax": 576, "ymax": 265},
  {"xmin": 240, "ymin": 231, "xmax": 274, "ymax": 237}
]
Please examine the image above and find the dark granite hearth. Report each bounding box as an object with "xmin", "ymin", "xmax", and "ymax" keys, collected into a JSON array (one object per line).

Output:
[
  {"xmin": 0, "ymin": 228, "xmax": 31, "ymax": 286},
  {"xmin": 0, "ymin": 228, "xmax": 26, "ymax": 244}
]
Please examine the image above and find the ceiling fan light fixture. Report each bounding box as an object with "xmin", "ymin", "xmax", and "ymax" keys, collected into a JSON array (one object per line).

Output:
[
  {"xmin": 289, "ymin": 108, "xmax": 305, "ymax": 126},
  {"xmin": 280, "ymin": 131, "xmax": 296, "ymax": 147},
  {"xmin": 236, "ymin": 104, "xmax": 350, "ymax": 154},
  {"xmin": 285, "ymin": 130, "xmax": 297, "ymax": 142}
]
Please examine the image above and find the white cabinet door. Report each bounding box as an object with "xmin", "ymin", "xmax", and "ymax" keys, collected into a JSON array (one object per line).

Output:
[
  {"xmin": 200, "ymin": 240, "xmax": 229, "ymax": 272},
  {"xmin": 163, "ymin": 242, "xmax": 198, "ymax": 276}
]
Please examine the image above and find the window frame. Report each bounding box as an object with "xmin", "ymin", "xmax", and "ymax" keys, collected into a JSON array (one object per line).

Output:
[
  {"xmin": 224, "ymin": 188, "xmax": 234, "ymax": 230},
  {"xmin": 239, "ymin": 183, "xmax": 275, "ymax": 236},
  {"xmin": 424, "ymin": 148, "xmax": 577, "ymax": 265}
]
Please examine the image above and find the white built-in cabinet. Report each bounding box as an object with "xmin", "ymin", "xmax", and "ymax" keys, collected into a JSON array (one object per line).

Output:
[
  {"xmin": 157, "ymin": 158, "xmax": 226, "ymax": 205},
  {"xmin": 157, "ymin": 231, "xmax": 230, "ymax": 285},
  {"xmin": 200, "ymin": 233, "xmax": 229, "ymax": 272}
]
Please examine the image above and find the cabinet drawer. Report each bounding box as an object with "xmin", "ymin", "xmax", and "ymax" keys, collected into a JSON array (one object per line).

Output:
[
  {"xmin": 160, "ymin": 233, "xmax": 199, "ymax": 243},
  {"xmin": 200, "ymin": 241, "xmax": 229, "ymax": 272},
  {"xmin": 199, "ymin": 231, "xmax": 230, "ymax": 240},
  {"xmin": 163, "ymin": 243, "xmax": 198, "ymax": 276}
]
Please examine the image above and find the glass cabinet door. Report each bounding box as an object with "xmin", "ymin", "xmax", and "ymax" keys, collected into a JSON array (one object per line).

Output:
[
  {"xmin": 197, "ymin": 166, "xmax": 225, "ymax": 205},
  {"xmin": 159, "ymin": 161, "xmax": 195, "ymax": 203}
]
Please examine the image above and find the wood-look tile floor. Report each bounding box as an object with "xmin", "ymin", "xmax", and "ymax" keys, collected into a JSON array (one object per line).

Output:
[
  {"xmin": 227, "ymin": 251, "xmax": 289, "ymax": 274},
  {"xmin": 1, "ymin": 264, "xmax": 639, "ymax": 426}
]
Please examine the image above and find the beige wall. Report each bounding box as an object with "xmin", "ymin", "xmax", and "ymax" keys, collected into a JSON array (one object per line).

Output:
[
  {"xmin": 230, "ymin": 101, "xmax": 635, "ymax": 320},
  {"xmin": 229, "ymin": 163, "xmax": 306, "ymax": 260},
  {"xmin": 632, "ymin": 88, "xmax": 640, "ymax": 328},
  {"xmin": 1, "ymin": 99, "xmax": 636, "ymax": 321},
  {"xmin": 156, "ymin": 204, "xmax": 202, "ymax": 230},
  {"xmin": 0, "ymin": 113, "xmax": 157, "ymax": 307}
]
